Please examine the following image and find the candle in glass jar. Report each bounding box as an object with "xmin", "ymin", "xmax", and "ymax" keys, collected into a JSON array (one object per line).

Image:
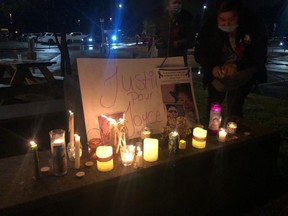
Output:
[
  {"xmin": 143, "ymin": 138, "xmax": 158, "ymax": 162},
  {"xmin": 226, "ymin": 122, "xmax": 237, "ymax": 134},
  {"xmin": 121, "ymin": 145, "xmax": 135, "ymax": 166},
  {"xmin": 96, "ymin": 146, "xmax": 113, "ymax": 172},
  {"xmin": 192, "ymin": 127, "xmax": 207, "ymax": 149},
  {"xmin": 218, "ymin": 128, "xmax": 227, "ymax": 142}
]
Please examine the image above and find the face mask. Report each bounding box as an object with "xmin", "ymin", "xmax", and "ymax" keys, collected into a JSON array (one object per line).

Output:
[
  {"xmin": 171, "ymin": 4, "xmax": 182, "ymax": 14},
  {"xmin": 218, "ymin": 25, "xmax": 238, "ymax": 33}
]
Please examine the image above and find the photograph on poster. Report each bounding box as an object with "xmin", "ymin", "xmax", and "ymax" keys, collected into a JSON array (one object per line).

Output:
[
  {"xmin": 97, "ymin": 112, "xmax": 125, "ymax": 147},
  {"xmin": 161, "ymin": 82, "xmax": 198, "ymax": 129}
]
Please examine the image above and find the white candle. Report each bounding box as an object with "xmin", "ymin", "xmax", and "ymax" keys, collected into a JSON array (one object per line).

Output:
[
  {"xmin": 192, "ymin": 127, "xmax": 207, "ymax": 149},
  {"xmin": 74, "ymin": 134, "xmax": 81, "ymax": 169},
  {"xmin": 226, "ymin": 122, "xmax": 237, "ymax": 134},
  {"xmin": 143, "ymin": 138, "xmax": 158, "ymax": 162},
  {"xmin": 96, "ymin": 146, "xmax": 113, "ymax": 172},
  {"xmin": 69, "ymin": 110, "xmax": 74, "ymax": 148},
  {"xmin": 218, "ymin": 128, "xmax": 227, "ymax": 142}
]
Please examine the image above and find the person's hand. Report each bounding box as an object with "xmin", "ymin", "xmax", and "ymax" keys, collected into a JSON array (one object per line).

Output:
[
  {"xmin": 221, "ymin": 63, "xmax": 237, "ymax": 77},
  {"xmin": 212, "ymin": 66, "xmax": 225, "ymax": 79}
]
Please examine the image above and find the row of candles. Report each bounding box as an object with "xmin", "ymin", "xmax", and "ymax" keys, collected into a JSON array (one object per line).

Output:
[{"xmin": 29, "ymin": 109, "xmax": 238, "ymax": 178}]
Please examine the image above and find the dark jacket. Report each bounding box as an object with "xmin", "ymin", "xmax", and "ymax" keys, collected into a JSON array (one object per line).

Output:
[
  {"xmin": 194, "ymin": 8, "xmax": 268, "ymax": 85},
  {"xmin": 155, "ymin": 9, "xmax": 194, "ymax": 57}
]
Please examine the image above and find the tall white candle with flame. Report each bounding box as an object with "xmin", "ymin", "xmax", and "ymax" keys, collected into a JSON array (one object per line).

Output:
[
  {"xmin": 74, "ymin": 134, "xmax": 81, "ymax": 169},
  {"xmin": 192, "ymin": 127, "xmax": 207, "ymax": 149},
  {"xmin": 69, "ymin": 110, "xmax": 74, "ymax": 148},
  {"xmin": 143, "ymin": 138, "xmax": 159, "ymax": 162},
  {"xmin": 96, "ymin": 146, "xmax": 113, "ymax": 172}
]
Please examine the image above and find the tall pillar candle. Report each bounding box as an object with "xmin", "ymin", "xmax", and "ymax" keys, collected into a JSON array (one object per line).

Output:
[
  {"xmin": 30, "ymin": 141, "xmax": 40, "ymax": 180},
  {"xmin": 143, "ymin": 138, "xmax": 159, "ymax": 162},
  {"xmin": 74, "ymin": 134, "xmax": 81, "ymax": 169},
  {"xmin": 192, "ymin": 127, "xmax": 207, "ymax": 149},
  {"xmin": 96, "ymin": 146, "xmax": 114, "ymax": 172},
  {"xmin": 69, "ymin": 110, "xmax": 74, "ymax": 148}
]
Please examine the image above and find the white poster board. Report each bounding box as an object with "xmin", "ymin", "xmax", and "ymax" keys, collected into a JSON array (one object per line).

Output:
[{"xmin": 77, "ymin": 57, "xmax": 199, "ymax": 141}]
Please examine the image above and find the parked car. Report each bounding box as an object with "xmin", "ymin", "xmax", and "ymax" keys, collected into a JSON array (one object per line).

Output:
[
  {"xmin": 81, "ymin": 34, "xmax": 101, "ymax": 46},
  {"xmin": 66, "ymin": 32, "xmax": 87, "ymax": 43},
  {"xmin": 38, "ymin": 32, "xmax": 61, "ymax": 45}
]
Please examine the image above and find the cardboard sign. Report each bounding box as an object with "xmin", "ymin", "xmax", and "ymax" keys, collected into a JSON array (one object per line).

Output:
[{"xmin": 77, "ymin": 57, "xmax": 198, "ymax": 141}]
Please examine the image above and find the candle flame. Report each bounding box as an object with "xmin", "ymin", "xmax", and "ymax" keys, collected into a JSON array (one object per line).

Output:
[
  {"xmin": 69, "ymin": 110, "xmax": 74, "ymax": 115},
  {"xmin": 30, "ymin": 140, "xmax": 37, "ymax": 147}
]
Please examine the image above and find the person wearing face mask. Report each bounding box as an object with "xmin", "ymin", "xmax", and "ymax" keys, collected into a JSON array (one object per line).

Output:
[
  {"xmin": 154, "ymin": 0, "xmax": 195, "ymax": 61},
  {"xmin": 194, "ymin": 0, "xmax": 268, "ymax": 120}
]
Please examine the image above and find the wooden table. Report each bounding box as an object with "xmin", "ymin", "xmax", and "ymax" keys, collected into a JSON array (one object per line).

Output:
[
  {"xmin": 0, "ymin": 120, "xmax": 281, "ymax": 215},
  {"xmin": 0, "ymin": 59, "xmax": 56, "ymax": 86}
]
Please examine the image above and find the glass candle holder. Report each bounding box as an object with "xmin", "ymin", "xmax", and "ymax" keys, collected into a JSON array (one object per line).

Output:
[
  {"xmin": 120, "ymin": 145, "xmax": 136, "ymax": 166},
  {"xmin": 218, "ymin": 128, "xmax": 227, "ymax": 142},
  {"xmin": 49, "ymin": 129, "xmax": 68, "ymax": 176},
  {"xmin": 226, "ymin": 122, "xmax": 237, "ymax": 134}
]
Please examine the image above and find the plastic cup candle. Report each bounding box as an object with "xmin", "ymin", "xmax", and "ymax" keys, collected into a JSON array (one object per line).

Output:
[
  {"xmin": 120, "ymin": 145, "xmax": 135, "ymax": 166},
  {"xmin": 226, "ymin": 122, "xmax": 237, "ymax": 134},
  {"xmin": 192, "ymin": 127, "xmax": 207, "ymax": 149},
  {"xmin": 143, "ymin": 138, "xmax": 159, "ymax": 162},
  {"xmin": 30, "ymin": 141, "xmax": 40, "ymax": 180},
  {"xmin": 96, "ymin": 146, "xmax": 113, "ymax": 172},
  {"xmin": 218, "ymin": 128, "xmax": 227, "ymax": 142}
]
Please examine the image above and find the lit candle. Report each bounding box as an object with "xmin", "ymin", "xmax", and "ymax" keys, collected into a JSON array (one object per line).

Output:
[
  {"xmin": 134, "ymin": 146, "xmax": 143, "ymax": 168},
  {"xmin": 141, "ymin": 127, "xmax": 151, "ymax": 139},
  {"xmin": 178, "ymin": 140, "xmax": 186, "ymax": 150},
  {"xmin": 143, "ymin": 138, "xmax": 158, "ymax": 162},
  {"xmin": 74, "ymin": 134, "xmax": 81, "ymax": 169},
  {"xmin": 218, "ymin": 128, "xmax": 227, "ymax": 142},
  {"xmin": 226, "ymin": 122, "xmax": 237, "ymax": 134},
  {"xmin": 30, "ymin": 141, "xmax": 40, "ymax": 180},
  {"xmin": 96, "ymin": 146, "xmax": 113, "ymax": 172},
  {"xmin": 69, "ymin": 110, "xmax": 74, "ymax": 148},
  {"xmin": 121, "ymin": 145, "xmax": 135, "ymax": 166},
  {"xmin": 192, "ymin": 127, "xmax": 207, "ymax": 149},
  {"xmin": 168, "ymin": 131, "xmax": 179, "ymax": 155}
]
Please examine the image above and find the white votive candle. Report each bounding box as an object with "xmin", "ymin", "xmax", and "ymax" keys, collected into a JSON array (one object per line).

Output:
[{"xmin": 218, "ymin": 128, "xmax": 227, "ymax": 142}]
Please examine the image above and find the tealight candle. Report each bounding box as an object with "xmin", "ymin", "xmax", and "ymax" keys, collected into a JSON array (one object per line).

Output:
[
  {"xmin": 218, "ymin": 128, "xmax": 227, "ymax": 142},
  {"xmin": 192, "ymin": 127, "xmax": 207, "ymax": 149},
  {"xmin": 143, "ymin": 138, "xmax": 159, "ymax": 162},
  {"xmin": 96, "ymin": 146, "xmax": 113, "ymax": 172},
  {"xmin": 30, "ymin": 141, "xmax": 40, "ymax": 180},
  {"xmin": 226, "ymin": 122, "xmax": 237, "ymax": 134}
]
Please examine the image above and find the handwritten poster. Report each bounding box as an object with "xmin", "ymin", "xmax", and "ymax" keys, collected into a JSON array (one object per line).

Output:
[{"xmin": 77, "ymin": 57, "xmax": 197, "ymax": 141}]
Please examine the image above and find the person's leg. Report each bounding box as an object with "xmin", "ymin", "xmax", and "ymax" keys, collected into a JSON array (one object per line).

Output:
[{"xmin": 226, "ymin": 80, "xmax": 253, "ymax": 117}]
